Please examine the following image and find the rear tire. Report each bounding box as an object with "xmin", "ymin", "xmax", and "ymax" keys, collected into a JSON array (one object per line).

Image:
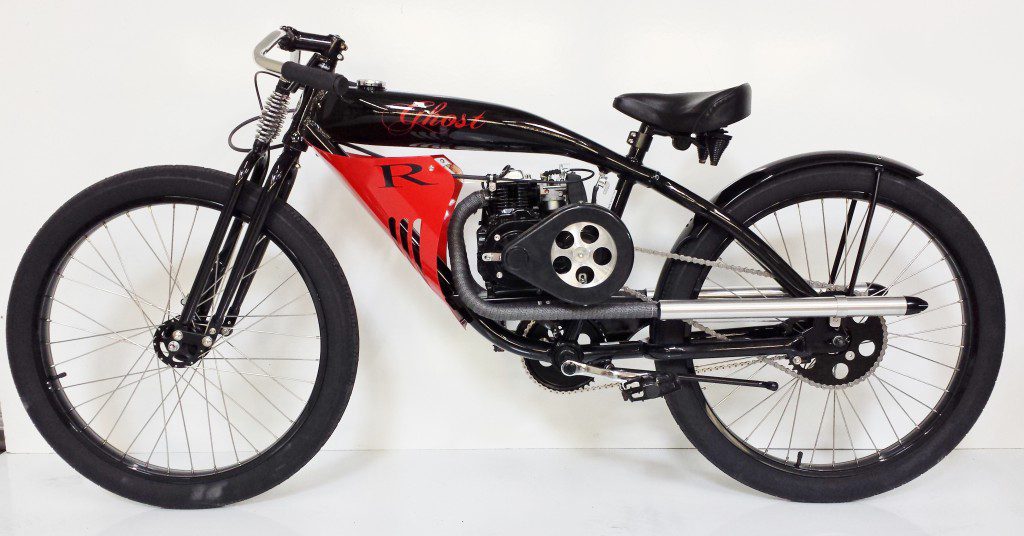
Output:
[
  {"xmin": 7, "ymin": 166, "xmax": 359, "ymax": 508},
  {"xmin": 653, "ymin": 165, "xmax": 1003, "ymax": 501}
]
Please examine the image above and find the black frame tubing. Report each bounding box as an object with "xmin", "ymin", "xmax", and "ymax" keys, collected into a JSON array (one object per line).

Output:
[{"xmin": 183, "ymin": 32, "xmax": 835, "ymax": 371}]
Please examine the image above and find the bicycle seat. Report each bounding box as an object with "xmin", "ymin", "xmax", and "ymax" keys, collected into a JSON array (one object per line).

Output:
[{"xmin": 613, "ymin": 83, "xmax": 751, "ymax": 135}]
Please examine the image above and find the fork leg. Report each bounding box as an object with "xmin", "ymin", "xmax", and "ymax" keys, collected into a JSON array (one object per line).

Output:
[
  {"xmin": 179, "ymin": 146, "xmax": 269, "ymax": 326},
  {"xmin": 205, "ymin": 146, "xmax": 302, "ymax": 334}
]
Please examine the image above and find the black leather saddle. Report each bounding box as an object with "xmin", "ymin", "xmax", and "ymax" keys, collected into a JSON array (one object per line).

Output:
[{"xmin": 613, "ymin": 83, "xmax": 751, "ymax": 135}]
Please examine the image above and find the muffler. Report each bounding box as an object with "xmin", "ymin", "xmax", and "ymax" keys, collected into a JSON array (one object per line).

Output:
[
  {"xmin": 659, "ymin": 294, "xmax": 926, "ymax": 320},
  {"xmin": 447, "ymin": 191, "xmax": 926, "ymax": 321}
]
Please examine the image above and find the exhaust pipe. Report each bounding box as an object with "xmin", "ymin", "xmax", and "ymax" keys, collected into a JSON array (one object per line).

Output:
[
  {"xmin": 447, "ymin": 192, "xmax": 926, "ymax": 321},
  {"xmin": 660, "ymin": 295, "xmax": 926, "ymax": 320},
  {"xmin": 696, "ymin": 283, "xmax": 882, "ymax": 299}
]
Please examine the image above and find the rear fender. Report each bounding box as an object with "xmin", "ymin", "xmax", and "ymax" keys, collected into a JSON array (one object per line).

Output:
[{"xmin": 653, "ymin": 151, "xmax": 923, "ymax": 297}]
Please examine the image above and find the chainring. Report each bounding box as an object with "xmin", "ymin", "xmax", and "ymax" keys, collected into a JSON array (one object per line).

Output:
[{"xmin": 517, "ymin": 321, "xmax": 597, "ymax": 392}]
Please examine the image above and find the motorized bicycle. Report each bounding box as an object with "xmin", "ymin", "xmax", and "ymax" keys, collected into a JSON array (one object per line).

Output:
[{"xmin": 5, "ymin": 27, "xmax": 1004, "ymax": 508}]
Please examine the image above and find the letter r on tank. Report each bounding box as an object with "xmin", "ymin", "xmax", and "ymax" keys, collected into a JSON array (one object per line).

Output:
[{"xmin": 380, "ymin": 163, "xmax": 432, "ymax": 187}]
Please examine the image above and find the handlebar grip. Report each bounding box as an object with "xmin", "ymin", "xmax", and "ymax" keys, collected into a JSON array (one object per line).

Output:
[{"xmin": 281, "ymin": 61, "xmax": 349, "ymax": 96}]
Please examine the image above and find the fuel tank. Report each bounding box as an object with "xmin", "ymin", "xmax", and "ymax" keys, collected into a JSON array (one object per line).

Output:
[{"xmin": 310, "ymin": 87, "xmax": 620, "ymax": 165}]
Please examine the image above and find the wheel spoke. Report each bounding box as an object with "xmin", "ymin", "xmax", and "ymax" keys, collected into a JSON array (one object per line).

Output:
[
  {"xmin": 40, "ymin": 201, "xmax": 323, "ymax": 476},
  {"xmin": 695, "ymin": 193, "xmax": 966, "ymax": 471}
]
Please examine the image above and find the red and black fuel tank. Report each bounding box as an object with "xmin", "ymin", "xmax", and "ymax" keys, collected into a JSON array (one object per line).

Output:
[{"xmin": 310, "ymin": 88, "xmax": 621, "ymax": 165}]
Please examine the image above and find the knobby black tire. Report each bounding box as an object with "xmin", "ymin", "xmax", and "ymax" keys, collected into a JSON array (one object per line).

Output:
[
  {"xmin": 653, "ymin": 165, "xmax": 1003, "ymax": 502},
  {"xmin": 6, "ymin": 166, "xmax": 359, "ymax": 508}
]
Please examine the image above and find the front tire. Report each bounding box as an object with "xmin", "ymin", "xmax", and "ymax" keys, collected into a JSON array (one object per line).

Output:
[
  {"xmin": 7, "ymin": 166, "xmax": 359, "ymax": 508},
  {"xmin": 653, "ymin": 165, "xmax": 1003, "ymax": 501}
]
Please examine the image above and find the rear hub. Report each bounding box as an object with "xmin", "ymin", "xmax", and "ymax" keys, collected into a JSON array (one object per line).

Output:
[{"xmin": 790, "ymin": 316, "xmax": 886, "ymax": 388}]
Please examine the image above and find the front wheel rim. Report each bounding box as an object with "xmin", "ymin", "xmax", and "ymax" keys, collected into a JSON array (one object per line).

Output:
[{"xmin": 37, "ymin": 200, "xmax": 328, "ymax": 478}]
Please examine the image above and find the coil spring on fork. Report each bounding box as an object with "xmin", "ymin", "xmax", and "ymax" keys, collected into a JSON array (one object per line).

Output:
[{"xmin": 255, "ymin": 88, "xmax": 291, "ymax": 144}]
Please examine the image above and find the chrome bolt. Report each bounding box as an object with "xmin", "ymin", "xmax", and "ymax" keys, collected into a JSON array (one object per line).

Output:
[
  {"xmin": 496, "ymin": 271, "xmax": 504, "ymax": 279},
  {"xmin": 793, "ymin": 356, "xmax": 803, "ymax": 365},
  {"xmin": 208, "ymin": 327, "xmax": 217, "ymax": 335},
  {"xmin": 167, "ymin": 341, "xmax": 180, "ymax": 352},
  {"xmin": 493, "ymin": 234, "xmax": 501, "ymax": 241},
  {"xmin": 171, "ymin": 330, "xmax": 184, "ymax": 341},
  {"xmin": 831, "ymin": 335, "xmax": 847, "ymax": 347},
  {"xmin": 221, "ymin": 327, "xmax": 232, "ymax": 336},
  {"xmin": 201, "ymin": 336, "xmax": 214, "ymax": 348},
  {"xmin": 845, "ymin": 351, "xmax": 855, "ymax": 361}
]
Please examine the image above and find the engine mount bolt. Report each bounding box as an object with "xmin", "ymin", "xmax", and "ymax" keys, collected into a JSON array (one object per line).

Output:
[
  {"xmin": 167, "ymin": 341, "xmax": 180, "ymax": 352},
  {"xmin": 208, "ymin": 327, "xmax": 217, "ymax": 335},
  {"xmin": 221, "ymin": 327, "xmax": 232, "ymax": 336},
  {"xmin": 171, "ymin": 330, "xmax": 184, "ymax": 341},
  {"xmin": 201, "ymin": 336, "xmax": 214, "ymax": 348},
  {"xmin": 845, "ymin": 351, "xmax": 855, "ymax": 361}
]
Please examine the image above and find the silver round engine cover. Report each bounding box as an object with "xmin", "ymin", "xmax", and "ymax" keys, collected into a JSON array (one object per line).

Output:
[{"xmin": 501, "ymin": 203, "xmax": 633, "ymax": 305}]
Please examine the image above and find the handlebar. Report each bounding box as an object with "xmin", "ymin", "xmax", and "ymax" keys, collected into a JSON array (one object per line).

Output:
[{"xmin": 253, "ymin": 29, "xmax": 349, "ymax": 95}]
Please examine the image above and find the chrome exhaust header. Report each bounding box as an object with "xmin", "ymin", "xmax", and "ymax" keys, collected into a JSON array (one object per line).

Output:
[{"xmin": 658, "ymin": 295, "xmax": 926, "ymax": 320}]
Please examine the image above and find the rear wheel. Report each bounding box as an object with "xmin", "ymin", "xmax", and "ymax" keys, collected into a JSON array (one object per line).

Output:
[
  {"xmin": 653, "ymin": 165, "xmax": 1003, "ymax": 501},
  {"xmin": 6, "ymin": 166, "xmax": 359, "ymax": 508}
]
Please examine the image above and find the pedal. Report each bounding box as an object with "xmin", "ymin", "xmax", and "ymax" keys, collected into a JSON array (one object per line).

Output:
[{"xmin": 620, "ymin": 373, "xmax": 682, "ymax": 402}]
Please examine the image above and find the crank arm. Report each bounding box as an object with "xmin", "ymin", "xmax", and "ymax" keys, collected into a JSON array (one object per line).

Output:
[{"xmin": 559, "ymin": 360, "xmax": 644, "ymax": 382}]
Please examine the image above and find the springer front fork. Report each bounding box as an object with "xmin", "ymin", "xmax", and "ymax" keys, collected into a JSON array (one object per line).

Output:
[
  {"xmin": 168, "ymin": 144, "xmax": 302, "ymax": 350},
  {"xmin": 169, "ymin": 84, "xmax": 307, "ymax": 352}
]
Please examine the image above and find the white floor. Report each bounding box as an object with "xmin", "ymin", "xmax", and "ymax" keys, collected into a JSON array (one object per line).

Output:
[{"xmin": 0, "ymin": 450, "xmax": 1021, "ymax": 535}]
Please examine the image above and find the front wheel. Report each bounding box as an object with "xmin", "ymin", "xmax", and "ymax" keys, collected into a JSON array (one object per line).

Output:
[
  {"xmin": 653, "ymin": 165, "xmax": 1003, "ymax": 501},
  {"xmin": 6, "ymin": 166, "xmax": 359, "ymax": 508}
]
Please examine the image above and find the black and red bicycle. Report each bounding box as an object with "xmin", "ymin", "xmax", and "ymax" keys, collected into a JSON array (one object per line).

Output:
[{"xmin": 6, "ymin": 27, "xmax": 1004, "ymax": 508}]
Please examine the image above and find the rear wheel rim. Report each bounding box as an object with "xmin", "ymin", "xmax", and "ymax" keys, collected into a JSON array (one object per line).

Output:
[{"xmin": 687, "ymin": 194, "xmax": 971, "ymax": 474}]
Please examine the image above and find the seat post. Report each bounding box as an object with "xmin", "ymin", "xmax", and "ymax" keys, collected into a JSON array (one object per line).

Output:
[
  {"xmin": 611, "ymin": 123, "xmax": 655, "ymax": 216},
  {"xmin": 626, "ymin": 123, "xmax": 655, "ymax": 164}
]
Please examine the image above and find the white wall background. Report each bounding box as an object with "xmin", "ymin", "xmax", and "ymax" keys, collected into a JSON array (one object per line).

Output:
[{"xmin": 1, "ymin": 0, "xmax": 1021, "ymax": 453}]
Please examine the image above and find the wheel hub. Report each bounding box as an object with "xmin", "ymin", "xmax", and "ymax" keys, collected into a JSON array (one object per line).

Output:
[
  {"xmin": 153, "ymin": 320, "xmax": 212, "ymax": 368},
  {"xmin": 790, "ymin": 316, "xmax": 886, "ymax": 388}
]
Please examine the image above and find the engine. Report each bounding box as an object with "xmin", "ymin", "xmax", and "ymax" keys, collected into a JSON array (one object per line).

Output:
[{"xmin": 476, "ymin": 167, "xmax": 634, "ymax": 306}]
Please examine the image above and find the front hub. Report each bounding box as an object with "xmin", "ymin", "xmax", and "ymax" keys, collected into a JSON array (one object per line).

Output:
[
  {"xmin": 153, "ymin": 320, "xmax": 215, "ymax": 368},
  {"xmin": 790, "ymin": 317, "xmax": 886, "ymax": 388}
]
